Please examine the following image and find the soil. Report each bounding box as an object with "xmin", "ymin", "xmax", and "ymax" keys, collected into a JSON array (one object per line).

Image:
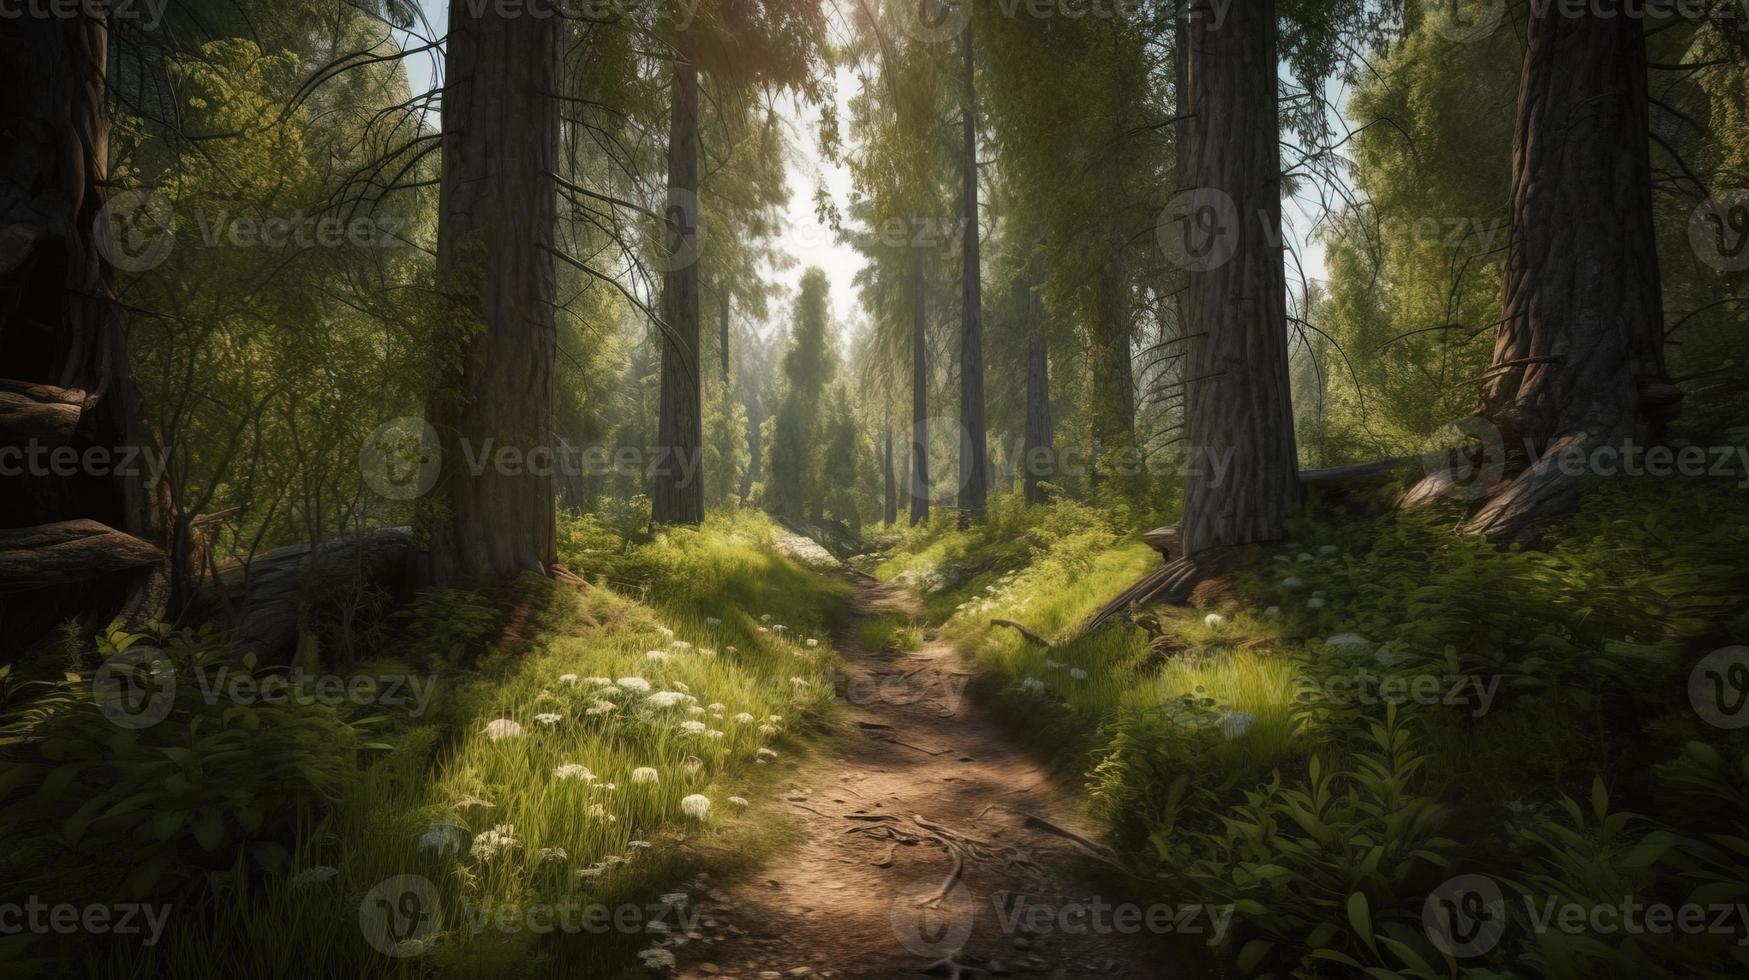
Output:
[{"xmin": 671, "ymin": 577, "xmax": 1220, "ymax": 980}]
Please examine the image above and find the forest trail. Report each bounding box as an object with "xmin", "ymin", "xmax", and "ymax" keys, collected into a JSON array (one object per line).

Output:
[{"xmin": 672, "ymin": 577, "xmax": 1216, "ymax": 979}]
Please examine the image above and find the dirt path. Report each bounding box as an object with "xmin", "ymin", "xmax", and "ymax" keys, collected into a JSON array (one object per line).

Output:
[{"xmin": 672, "ymin": 578, "xmax": 1218, "ymax": 980}]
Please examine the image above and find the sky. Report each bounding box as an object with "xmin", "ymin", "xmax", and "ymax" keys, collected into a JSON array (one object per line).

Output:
[{"xmin": 392, "ymin": 2, "xmax": 1338, "ymax": 342}]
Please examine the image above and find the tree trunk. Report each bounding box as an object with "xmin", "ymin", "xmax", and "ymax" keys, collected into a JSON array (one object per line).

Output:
[
  {"xmin": 1096, "ymin": 226, "xmax": 1135, "ymax": 478},
  {"xmin": 1452, "ymin": 7, "xmax": 1676, "ymax": 539},
  {"xmin": 1178, "ymin": 0, "xmax": 1299, "ymax": 556},
  {"xmin": 956, "ymin": 23, "xmax": 989, "ymax": 527},
  {"xmin": 1022, "ymin": 252, "xmax": 1053, "ymax": 506},
  {"xmin": 420, "ymin": 2, "xmax": 561, "ymax": 583},
  {"xmin": 719, "ymin": 287, "xmax": 731, "ymax": 385},
  {"xmin": 653, "ymin": 62, "xmax": 705, "ymax": 526},
  {"xmin": 882, "ymin": 421, "xmax": 898, "ymax": 525},
  {"xmin": 0, "ymin": 13, "xmax": 172, "ymax": 644},
  {"xmin": 909, "ymin": 243, "xmax": 930, "ymax": 526}
]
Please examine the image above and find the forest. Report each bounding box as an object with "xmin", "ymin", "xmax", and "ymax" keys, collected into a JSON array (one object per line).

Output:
[{"xmin": 4, "ymin": 0, "xmax": 1749, "ymax": 976}]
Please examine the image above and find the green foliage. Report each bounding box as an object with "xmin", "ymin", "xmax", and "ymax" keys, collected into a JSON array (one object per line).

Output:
[
  {"xmin": 902, "ymin": 478, "xmax": 1749, "ymax": 978},
  {"xmin": 0, "ymin": 622, "xmax": 360, "ymax": 903},
  {"xmin": 396, "ymin": 588, "xmax": 500, "ymax": 670}
]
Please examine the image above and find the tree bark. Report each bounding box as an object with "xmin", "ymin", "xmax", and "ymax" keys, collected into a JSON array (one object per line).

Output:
[
  {"xmin": 718, "ymin": 286, "xmax": 731, "ymax": 386},
  {"xmin": 652, "ymin": 62, "xmax": 705, "ymax": 526},
  {"xmin": 1178, "ymin": 0, "xmax": 1299, "ymax": 556},
  {"xmin": 882, "ymin": 421, "xmax": 898, "ymax": 525},
  {"xmin": 957, "ymin": 23, "xmax": 988, "ymax": 527},
  {"xmin": 1021, "ymin": 252, "xmax": 1053, "ymax": 506},
  {"xmin": 0, "ymin": 13, "xmax": 172, "ymax": 642},
  {"xmin": 420, "ymin": 2, "xmax": 561, "ymax": 583},
  {"xmin": 1453, "ymin": 7, "xmax": 1676, "ymax": 539},
  {"xmin": 909, "ymin": 242, "xmax": 930, "ymax": 526}
]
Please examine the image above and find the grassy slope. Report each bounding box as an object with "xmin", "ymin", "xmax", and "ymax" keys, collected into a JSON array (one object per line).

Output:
[
  {"xmin": 3, "ymin": 512, "xmax": 851, "ymax": 979},
  {"xmin": 880, "ymin": 483, "xmax": 1749, "ymax": 978}
]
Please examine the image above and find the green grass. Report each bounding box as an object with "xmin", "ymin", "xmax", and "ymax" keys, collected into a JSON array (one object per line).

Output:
[
  {"xmin": 878, "ymin": 482, "xmax": 1749, "ymax": 978},
  {"xmin": 1, "ymin": 511, "xmax": 850, "ymax": 979},
  {"xmin": 853, "ymin": 613, "xmax": 923, "ymax": 652}
]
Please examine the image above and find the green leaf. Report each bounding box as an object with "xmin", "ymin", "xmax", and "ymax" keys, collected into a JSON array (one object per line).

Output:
[{"xmin": 1348, "ymin": 892, "xmax": 1378, "ymax": 956}]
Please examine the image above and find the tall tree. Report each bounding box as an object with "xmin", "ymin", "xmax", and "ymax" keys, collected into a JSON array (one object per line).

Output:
[
  {"xmin": 0, "ymin": 13, "xmax": 172, "ymax": 638},
  {"xmin": 1448, "ymin": 6, "xmax": 1680, "ymax": 538},
  {"xmin": 1177, "ymin": 0, "xmax": 1299, "ymax": 556},
  {"xmin": 769, "ymin": 269, "xmax": 837, "ymax": 520},
  {"xmin": 910, "ymin": 249, "xmax": 932, "ymax": 524},
  {"xmin": 1020, "ymin": 250, "xmax": 1054, "ymax": 505},
  {"xmin": 957, "ymin": 21, "xmax": 989, "ymax": 525},
  {"xmin": 419, "ymin": 2, "xmax": 561, "ymax": 583},
  {"xmin": 652, "ymin": 61, "xmax": 705, "ymax": 525}
]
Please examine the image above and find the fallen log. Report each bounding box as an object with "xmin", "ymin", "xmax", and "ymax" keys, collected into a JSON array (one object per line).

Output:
[
  {"xmin": 202, "ymin": 527, "xmax": 415, "ymax": 659},
  {"xmin": 989, "ymin": 618, "xmax": 1052, "ymax": 648},
  {"xmin": 1074, "ymin": 548, "xmax": 1234, "ymax": 639},
  {"xmin": 0, "ymin": 379, "xmax": 88, "ymax": 446},
  {"xmin": 0, "ymin": 519, "xmax": 165, "ymax": 593}
]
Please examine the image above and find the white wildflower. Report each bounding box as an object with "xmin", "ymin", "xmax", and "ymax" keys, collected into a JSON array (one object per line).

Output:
[
  {"xmin": 617, "ymin": 676, "xmax": 652, "ymax": 693},
  {"xmin": 1318, "ymin": 545, "xmax": 1340, "ymax": 556},
  {"xmin": 1323, "ymin": 633, "xmax": 1369, "ymax": 649},
  {"xmin": 1021, "ymin": 676, "xmax": 1047, "ymax": 694},
  {"xmin": 806, "ymin": 638, "xmax": 819, "ymax": 648},
  {"xmin": 1280, "ymin": 576, "xmax": 1304, "ymax": 590},
  {"xmin": 680, "ymin": 720, "xmax": 707, "ymax": 734},
  {"xmin": 558, "ymin": 673, "xmax": 580, "ymax": 685},
  {"xmin": 586, "ymin": 700, "xmax": 617, "ymax": 715},
  {"xmin": 632, "ymin": 767, "xmax": 659, "ymax": 784},
  {"xmin": 1204, "ymin": 613, "xmax": 1226, "ymax": 628},
  {"xmin": 483, "ymin": 718, "xmax": 523, "ymax": 741},
  {"xmin": 554, "ymin": 763, "xmax": 596, "ymax": 782},
  {"xmin": 728, "ymin": 796, "xmax": 749, "ymax": 808},
  {"xmin": 733, "ymin": 712, "xmax": 755, "ymax": 724},
  {"xmin": 537, "ymin": 846, "xmax": 568, "ymax": 862},
  {"xmin": 1069, "ymin": 668, "xmax": 1089, "ymax": 681},
  {"xmin": 470, "ymin": 824, "xmax": 518, "ymax": 861},
  {"xmin": 756, "ymin": 747, "xmax": 777, "ymax": 760},
  {"xmin": 680, "ymin": 794, "xmax": 711, "ymax": 819},
  {"xmin": 1306, "ymin": 597, "xmax": 1327, "ymax": 609},
  {"xmin": 647, "ymin": 691, "xmax": 688, "ymax": 709},
  {"xmin": 534, "ymin": 712, "xmax": 562, "ymax": 726}
]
